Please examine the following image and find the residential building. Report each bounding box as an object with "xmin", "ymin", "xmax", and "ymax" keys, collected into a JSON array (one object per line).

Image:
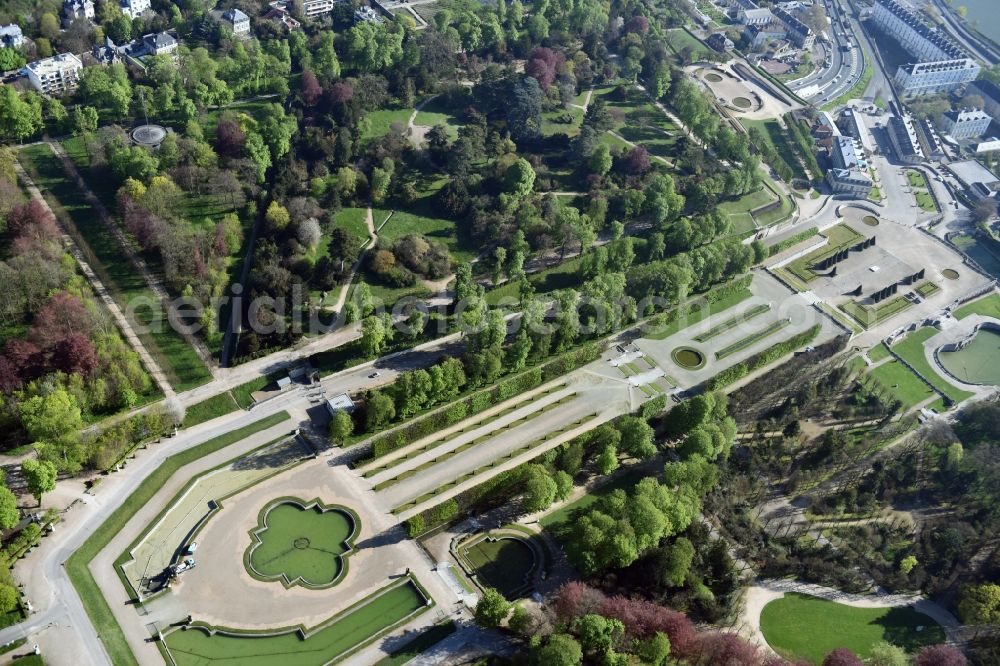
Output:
[
  {"xmin": 773, "ymin": 6, "xmax": 815, "ymax": 49},
  {"xmin": 967, "ymin": 79, "xmax": 1000, "ymax": 121},
  {"xmin": 947, "ymin": 159, "xmax": 1000, "ymax": 191},
  {"xmin": 0, "ymin": 24, "xmax": 24, "ymax": 49},
  {"xmin": 25, "ymin": 53, "xmax": 83, "ymax": 94},
  {"xmin": 887, "ymin": 114, "xmax": 925, "ymax": 164},
  {"xmin": 739, "ymin": 7, "xmax": 774, "ymax": 25},
  {"xmin": 298, "ymin": 0, "xmax": 337, "ymax": 17},
  {"xmin": 92, "ymin": 37, "xmax": 120, "ymax": 65},
  {"xmin": 839, "ymin": 108, "xmax": 874, "ymax": 154},
  {"xmin": 975, "ymin": 137, "xmax": 1000, "ymax": 153},
  {"xmin": 832, "ymin": 135, "xmax": 865, "ymax": 170},
  {"xmin": 871, "ymin": 0, "xmax": 966, "ymax": 63},
  {"xmin": 354, "ymin": 5, "xmax": 384, "ymax": 23},
  {"xmin": 120, "ymin": 0, "xmax": 151, "ymax": 19},
  {"xmin": 62, "ymin": 0, "xmax": 94, "ymax": 25},
  {"xmin": 871, "ymin": 0, "xmax": 979, "ymax": 96},
  {"xmin": 139, "ymin": 32, "xmax": 178, "ymax": 56},
  {"xmin": 706, "ymin": 33, "xmax": 734, "ymax": 52},
  {"xmin": 827, "ymin": 168, "xmax": 873, "ymax": 197},
  {"xmin": 748, "ymin": 23, "xmax": 788, "ymax": 48},
  {"xmin": 940, "ymin": 108, "xmax": 992, "ymax": 140},
  {"xmin": 263, "ymin": 5, "xmax": 301, "ymax": 30},
  {"xmin": 221, "ymin": 8, "xmax": 251, "ymax": 37},
  {"xmin": 894, "ymin": 58, "xmax": 980, "ymax": 96}
]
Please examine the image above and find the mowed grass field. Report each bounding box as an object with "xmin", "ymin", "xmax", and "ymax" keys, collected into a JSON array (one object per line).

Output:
[
  {"xmin": 954, "ymin": 291, "xmax": 1000, "ymax": 321},
  {"xmin": 164, "ymin": 580, "xmax": 428, "ymax": 665},
  {"xmin": 865, "ymin": 360, "xmax": 935, "ymax": 409},
  {"xmin": 462, "ymin": 537, "xmax": 535, "ymax": 599},
  {"xmin": 18, "ymin": 145, "xmax": 211, "ymax": 391},
  {"xmin": 892, "ymin": 328, "xmax": 974, "ymax": 404},
  {"xmin": 760, "ymin": 593, "xmax": 945, "ymax": 664}
]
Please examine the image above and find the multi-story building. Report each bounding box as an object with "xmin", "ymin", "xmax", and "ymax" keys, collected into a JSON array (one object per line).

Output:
[
  {"xmin": 748, "ymin": 23, "xmax": 788, "ymax": 48},
  {"xmin": 739, "ymin": 7, "xmax": 774, "ymax": 25},
  {"xmin": 62, "ymin": 0, "xmax": 94, "ymax": 25},
  {"xmin": 221, "ymin": 8, "xmax": 251, "ymax": 38},
  {"xmin": 831, "ymin": 135, "xmax": 866, "ymax": 169},
  {"xmin": 827, "ymin": 168, "xmax": 873, "ymax": 197},
  {"xmin": 300, "ymin": 0, "xmax": 338, "ymax": 17},
  {"xmin": 871, "ymin": 0, "xmax": 979, "ymax": 96},
  {"xmin": 887, "ymin": 114, "xmax": 925, "ymax": 164},
  {"xmin": 706, "ymin": 33, "xmax": 734, "ymax": 52},
  {"xmin": 0, "ymin": 24, "xmax": 23, "ymax": 49},
  {"xmin": 871, "ymin": 0, "xmax": 966, "ymax": 62},
  {"xmin": 968, "ymin": 79, "xmax": 1000, "ymax": 121},
  {"xmin": 120, "ymin": 0, "xmax": 151, "ymax": 19},
  {"xmin": 26, "ymin": 53, "xmax": 83, "ymax": 94},
  {"xmin": 773, "ymin": 6, "xmax": 815, "ymax": 49},
  {"xmin": 894, "ymin": 59, "xmax": 980, "ymax": 96},
  {"xmin": 940, "ymin": 108, "xmax": 993, "ymax": 140}
]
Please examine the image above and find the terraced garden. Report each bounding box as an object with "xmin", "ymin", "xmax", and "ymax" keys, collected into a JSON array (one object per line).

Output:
[
  {"xmin": 783, "ymin": 224, "xmax": 865, "ymax": 284},
  {"xmin": 715, "ymin": 319, "xmax": 791, "ymax": 360}
]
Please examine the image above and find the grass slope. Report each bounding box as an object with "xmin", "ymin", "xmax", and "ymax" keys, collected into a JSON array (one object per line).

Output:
[
  {"xmin": 760, "ymin": 592, "xmax": 944, "ymax": 663},
  {"xmin": 66, "ymin": 411, "xmax": 291, "ymax": 666}
]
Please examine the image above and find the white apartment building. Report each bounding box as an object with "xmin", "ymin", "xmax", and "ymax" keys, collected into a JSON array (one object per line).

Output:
[
  {"xmin": 26, "ymin": 53, "xmax": 83, "ymax": 94},
  {"xmin": 940, "ymin": 109, "xmax": 993, "ymax": 140},
  {"xmin": 894, "ymin": 59, "xmax": 980, "ymax": 96},
  {"xmin": 739, "ymin": 7, "xmax": 774, "ymax": 25},
  {"xmin": 301, "ymin": 0, "xmax": 338, "ymax": 17}
]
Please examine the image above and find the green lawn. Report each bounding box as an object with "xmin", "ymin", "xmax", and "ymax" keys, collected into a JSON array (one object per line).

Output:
[
  {"xmin": 892, "ymin": 328, "xmax": 974, "ymax": 404},
  {"xmin": 361, "ymin": 108, "xmax": 413, "ymax": 141},
  {"xmin": 914, "ymin": 191, "xmax": 936, "ymax": 212},
  {"xmin": 375, "ymin": 621, "xmax": 456, "ymax": 666},
  {"xmin": 413, "ymin": 96, "xmax": 465, "ymax": 140},
  {"xmin": 953, "ymin": 291, "xmax": 1000, "ymax": 321},
  {"xmin": 541, "ymin": 105, "xmax": 585, "ymax": 137},
  {"xmin": 905, "ymin": 170, "xmax": 928, "ymax": 189},
  {"xmin": 865, "ymin": 360, "xmax": 934, "ymax": 409},
  {"xmin": 66, "ymin": 412, "xmax": 292, "ymax": 666},
  {"xmin": 742, "ymin": 118, "xmax": 805, "ymax": 179},
  {"xmin": 18, "ymin": 145, "xmax": 212, "ymax": 391},
  {"xmin": 840, "ymin": 296, "xmax": 914, "ymax": 329},
  {"xmin": 183, "ymin": 392, "xmax": 241, "ymax": 428},
  {"xmin": 663, "ymin": 28, "xmax": 714, "ymax": 61},
  {"xmin": 868, "ymin": 342, "xmax": 891, "ymax": 363},
  {"xmin": 719, "ymin": 185, "xmax": 780, "ymax": 232},
  {"xmin": 165, "ymin": 579, "xmax": 429, "ymax": 665},
  {"xmin": 786, "ymin": 224, "xmax": 864, "ymax": 283},
  {"xmin": 760, "ymin": 592, "xmax": 944, "ymax": 664},
  {"xmin": 461, "ymin": 536, "xmax": 536, "ymax": 599}
]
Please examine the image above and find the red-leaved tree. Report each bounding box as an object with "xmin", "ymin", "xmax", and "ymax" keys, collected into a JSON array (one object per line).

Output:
[
  {"xmin": 915, "ymin": 645, "xmax": 967, "ymax": 666},
  {"xmin": 30, "ymin": 292, "xmax": 94, "ymax": 350},
  {"xmin": 52, "ymin": 332, "xmax": 98, "ymax": 376},
  {"xmin": 301, "ymin": 69, "xmax": 322, "ymax": 107},
  {"xmin": 822, "ymin": 648, "xmax": 864, "ymax": 666}
]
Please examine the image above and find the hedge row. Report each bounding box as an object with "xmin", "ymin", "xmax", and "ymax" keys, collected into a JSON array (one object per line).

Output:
[
  {"xmin": 359, "ymin": 342, "xmax": 603, "ymax": 465},
  {"xmin": 708, "ymin": 324, "xmax": 821, "ymax": 389},
  {"xmin": 784, "ymin": 114, "xmax": 822, "ymax": 181},
  {"xmin": 405, "ymin": 461, "xmax": 533, "ymax": 537},
  {"xmin": 768, "ymin": 226, "xmax": 819, "ymax": 257}
]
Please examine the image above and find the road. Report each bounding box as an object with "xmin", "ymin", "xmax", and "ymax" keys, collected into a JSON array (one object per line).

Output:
[{"xmin": 0, "ymin": 396, "xmax": 302, "ymax": 665}]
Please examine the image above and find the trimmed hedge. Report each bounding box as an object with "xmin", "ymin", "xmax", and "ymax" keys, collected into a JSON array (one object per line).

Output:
[
  {"xmin": 768, "ymin": 227, "xmax": 819, "ymax": 257},
  {"xmin": 705, "ymin": 274, "xmax": 752, "ymax": 303},
  {"xmin": 709, "ymin": 325, "xmax": 821, "ymax": 389},
  {"xmin": 359, "ymin": 342, "xmax": 602, "ymax": 465}
]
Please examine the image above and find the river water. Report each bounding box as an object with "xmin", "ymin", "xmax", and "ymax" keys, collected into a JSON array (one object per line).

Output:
[{"xmin": 957, "ymin": 0, "xmax": 1000, "ymax": 45}]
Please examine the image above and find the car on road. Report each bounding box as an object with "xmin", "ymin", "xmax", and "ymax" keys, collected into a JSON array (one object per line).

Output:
[{"xmin": 368, "ymin": 371, "xmax": 381, "ymax": 378}]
